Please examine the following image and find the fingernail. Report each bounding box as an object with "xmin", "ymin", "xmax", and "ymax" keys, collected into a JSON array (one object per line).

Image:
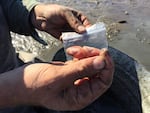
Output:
[
  {"xmin": 93, "ymin": 57, "xmax": 105, "ymax": 70},
  {"xmin": 84, "ymin": 46, "xmax": 94, "ymax": 52},
  {"xmin": 101, "ymin": 48, "xmax": 108, "ymax": 52},
  {"xmin": 68, "ymin": 47, "xmax": 79, "ymax": 55},
  {"xmin": 102, "ymin": 48, "xmax": 111, "ymax": 56},
  {"xmin": 78, "ymin": 25, "xmax": 86, "ymax": 32}
]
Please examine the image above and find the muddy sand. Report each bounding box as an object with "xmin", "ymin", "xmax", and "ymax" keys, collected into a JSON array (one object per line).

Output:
[{"xmin": 12, "ymin": 0, "xmax": 150, "ymax": 71}]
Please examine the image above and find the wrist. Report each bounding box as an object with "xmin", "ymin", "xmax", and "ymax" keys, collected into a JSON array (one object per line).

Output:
[
  {"xmin": 0, "ymin": 65, "xmax": 33, "ymax": 108},
  {"xmin": 29, "ymin": 4, "xmax": 44, "ymax": 30}
]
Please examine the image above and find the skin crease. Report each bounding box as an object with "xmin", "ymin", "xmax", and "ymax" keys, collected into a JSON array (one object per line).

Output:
[
  {"xmin": 30, "ymin": 4, "xmax": 91, "ymax": 39},
  {"xmin": 28, "ymin": 4, "xmax": 114, "ymax": 110},
  {"xmin": 0, "ymin": 3, "xmax": 114, "ymax": 111},
  {"xmin": 21, "ymin": 46, "xmax": 114, "ymax": 111}
]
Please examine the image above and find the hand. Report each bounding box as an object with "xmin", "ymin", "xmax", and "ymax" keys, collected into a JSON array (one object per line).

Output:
[
  {"xmin": 30, "ymin": 4, "xmax": 91, "ymax": 39},
  {"xmin": 21, "ymin": 46, "xmax": 114, "ymax": 111}
]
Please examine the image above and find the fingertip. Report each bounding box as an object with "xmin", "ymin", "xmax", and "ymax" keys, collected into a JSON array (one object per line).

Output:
[
  {"xmin": 93, "ymin": 57, "xmax": 105, "ymax": 70},
  {"xmin": 66, "ymin": 46, "xmax": 82, "ymax": 55},
  {"xmin": 100, "ymin": 48, "xmax": 114, "ymax": 70},
  {"xmin": 66, "ymin": 47, "xmax": 77, "ymax": 55},
  {"xmin": 83, "ymin": 46, "xmax": 95, "ymax": 52},
  {"xmin": 83, "ymin": 20, "xmax": 92, "ymax": 28},
  {"xmin": 83, "ymin": 46, "xmax": 100, "ymax": 56},
  {"xmin": 101, "ymin": 48, "xmax": 108, "ymax": 52},
  {"xmin": 99, "ymin": 48, "xmax": 109, "ymax": 56},
  {"xmin": 77, "ymin": 25, "xmax": 86, "ymax": 33}
]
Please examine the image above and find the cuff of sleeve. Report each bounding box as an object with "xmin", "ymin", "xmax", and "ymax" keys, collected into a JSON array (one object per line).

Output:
[
  {"xmin": 23, "ymin": 0, "xmax": 40, "ymax": 12},
  {"xmin": 22, "ymin": 0, "xmax": 41, "ymax": 35}
]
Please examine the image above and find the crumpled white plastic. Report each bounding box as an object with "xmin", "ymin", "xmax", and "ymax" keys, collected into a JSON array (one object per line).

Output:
[{"xmin": 61, "ymin": 22, "xmax": 108, "ymax": 60}]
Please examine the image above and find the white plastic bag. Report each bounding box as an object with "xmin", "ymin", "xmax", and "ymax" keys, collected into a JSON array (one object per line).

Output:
[{"xmin": 61, "ymin": 22, "xmax": 108, "ymax": 60}]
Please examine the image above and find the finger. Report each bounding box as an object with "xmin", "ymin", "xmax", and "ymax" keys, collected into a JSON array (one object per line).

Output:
[
  {"xmin": 83, "ymin": 46, "xmax": 101, "ymax": 57},
  {"xmin": 61, "ymin": 55, "xmax": 106, "ymax": 87},
  {"xmin": 74, "ymin": 77, "xmax": 89, "ymax": 85},
  {"xmin": 71, "ymin": 10, "xmax": 91, "ymax": 27},
  {"xmin": 77, "ymin": 77, "xmax": 108, "ymax": 104},
  {"xmin": 80, "ymin": 15, "xmax": 91, "ymax": 28},
  {"xmin": 68, "ymin": 64, "xmax": 112, "ymax": 110},
  {"xmin": 57, "ymin": 79, "xmax": 92, "ymax": 110},
  {"xmin": 66, "ymin": 46, "xmax": 86, "ymax": 59},
  {"xmin": 64, "ymin": 10, "xmax": 86, "ymax": 33},
  {"xmin": 66, "ymin": 46, "xmax": 100, "ymax": 59},
  {"xmin": 59, "ymin": 76, "xmax": 108, "ymax": 110},
  {"xmin": 61, "ymin": 12, "xmax": 91, "ymax": 33},
  {"xmin": 96, "ymin": 49, "xmax": 114, "ymax": 86}
]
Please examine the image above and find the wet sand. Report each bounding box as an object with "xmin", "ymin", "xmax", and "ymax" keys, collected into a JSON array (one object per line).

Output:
[
  {"xmin": 39, "ymin": 0, "xmax": 150, "ymax": 70},
  {"xmin": 12, "ymin": 0, "xmax": 150, "ymax": 70}
]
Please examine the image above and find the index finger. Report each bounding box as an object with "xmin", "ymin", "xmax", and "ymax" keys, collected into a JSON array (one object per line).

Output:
[
  {"xmin": 71, "ymin": 10, "xmax": 91, "ymax": 28},
  {"xmin": 66, "ymin": 46, "xmax": 101, "ymax": 60},
  {"xmin": 66, "ymin": 46, "xmax": 110, "ymax": 60},
  {"xmin": 64, "ymin": 9, "xmax": 91, "ymax": 33}
]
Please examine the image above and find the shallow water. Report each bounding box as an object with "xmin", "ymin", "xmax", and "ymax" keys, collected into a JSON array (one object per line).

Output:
[{"xmin": 12, "ymin": 0, "xmax": 150, "ymax": 70}]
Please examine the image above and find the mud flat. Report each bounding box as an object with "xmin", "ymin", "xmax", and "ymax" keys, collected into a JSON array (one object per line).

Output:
[
  {"xmin": 39, "ymin": 0, "xmax": 150, "ymax": 71},
  {"xmin": 12, "ymin": 0, "xmax": 150, "ymax": 70}
]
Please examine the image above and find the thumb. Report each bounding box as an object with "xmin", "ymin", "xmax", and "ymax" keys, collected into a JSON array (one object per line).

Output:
[{"xmin": 61, "ymin": 55, "xmax": 106, "ymax": 86}]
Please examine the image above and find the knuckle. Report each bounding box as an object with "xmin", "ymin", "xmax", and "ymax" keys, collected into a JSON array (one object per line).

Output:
[
  {"xmin": 63, "ymin": 88, "xmax": 91, "ymax": 110},
  {"xmin": 76, "ymin": 62, "xmax": 89, "ymax": 76},
  {"xmin": 70, "ymin": 101, "xmax": 89, "ymax": 110}
]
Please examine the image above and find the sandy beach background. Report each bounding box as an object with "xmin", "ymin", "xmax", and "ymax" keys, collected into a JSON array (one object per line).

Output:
[{"xmin": 12, "ymin": 0, "xmax": 150, "ymax": 71}]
